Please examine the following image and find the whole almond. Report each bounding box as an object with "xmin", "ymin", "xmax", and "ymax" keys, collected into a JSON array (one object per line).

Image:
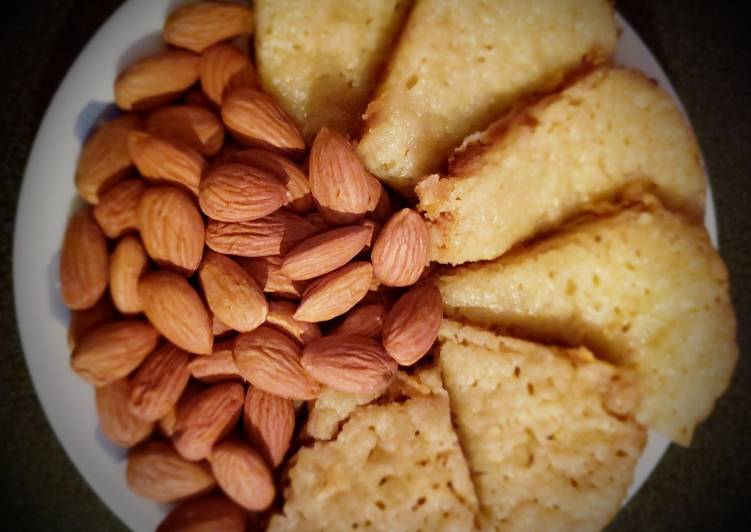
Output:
[
  {"xmin": 211, "ymin": 313, "xmax": 233, "ymax": 336},
  {"xmin": 232, "ymin": 148, "xmax": 314, "ymax": 214},
  {"xmin": 222, "ymin": 87, "xmax": 305, "ymax": 155},
  {"xmin": 308, "ymin": 128, "xmax": 371, "ymax": 225},
  {"xmin": 381, "ymin": 282, "xmax": 443, "ymax": 365},
  {"xmin": 158, "ymin": 381, "xmax": 202, "ymax": 438},
  {"xmin": 75, "ymin": 115, "xmax": 139, "ymax": 204},
  {"xmin": 189, "ymin": 339, "xmax": 243, "ymax": 383},
  {"xmin": 127, "ymin": 441, "xmax": 216, "ymax": 502},
  {"xmin": 60, "ymin": 210, "xmax": 109, "ymax": 310},
  {"xmin": 301, "ymin": 335, "xmax": 397, "ymax": 394},
  {"xmin": 206, "ymin": 209, "xmax": 317, "ymax": 257},
  {"xmin": 198, "ymin": 251, "xmax": 269, "ymax": 332},
  {"xmin": 243, "ymin": 387, "xmax": 295, "ymax": 468},
  {"xmin": 233, "ymin": 326, "xmax": 319, "ymax": 400},
  {"xmin": 93, "ymin": 178, "xmax": 147, "ymax": 238},
  {"xmin": 239, "ymin": 255, "xmax": 308, "ymax": 299},
  {"xmin": 281, "ymin": 225, "xmax": 371, "ymax": 281},
  {"xmin": 366, "ymin": 176, "xmax": 392, "ymax": 222},
  {"xmin": 128, "ymin": 343, "xmax": 192, "ymax": 422},
  {"xmin": 109, "ymin": 235, "xmax": 149, "ymax": 314},
  {"xmin": 199, "ymin": 163, "xmax": 287, "ymax": 222},
  {"xmin": 331, "ymin": 304, "xmax": 387, "ymax": 338},
  {"xmin": 138, "ymin": 271, "xmax": 213, "ymax": 355},
  {"xmin": 294, "ymin": 262, "xmax": 373, "ymax": 322},
  {"xmin": 157, "ymin": 494, "xmax": 248, "ymax": 532},
  {"xmin": 200, "ymin": 43, "xmax": 259, "ymax": 106},
  {"xmin": 371, "ymin": 208, "xmax": 429, "ymax": 287},
  {"xmin": 146, "ymin": 105, "xmax": 224, "ymax": 157},
  {"xmin": 71, "ymin": 321, "xmax": 159, "ymax": 386},
  {"xmin": 173, "ymin": 382, "xmax": 245, "ymax": 461},
  {"xmin": 138, "ymin": 186, "xmax": 205, "ymax": 275},
  {"xmin": 96, "ymin": 378, "xmax": 153, "ymax": 447},
  {"xmin": 68, "ymin": 293, "xmax": 117, "ymax": 349},
  {"xmin": 164, "ymin": 1, "xmax": 254, "ymax": 53},
  {"xmin": 129, "ymin": 131, "xmax": 206, "ymax": 196},
  {"xmin": 266, "ymin": 300, "xmax": 321, "ymax": 345},
  {"xmin": 210, "ymin": 441, "xmax": 275, "ymax": 511},
  {"xmin": 115, "ymin": 51, "xmax": 200, "ymax": 111}
]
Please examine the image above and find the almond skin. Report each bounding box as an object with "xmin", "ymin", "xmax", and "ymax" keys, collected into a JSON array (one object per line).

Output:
[
  {"xmin": 239, "ymin": 255, "xmax": 308, "ymax": 299},
  {"xmin": 109, "ymin": 235, "xmax": 149, "ymax": 314},
  {"xmin": 68, "ymin": 293, "xmax": 117, "ymax": 349},
  {"xmin": 96, "ymin": 378, "xmax": 153, "ymax": 447},
  {"xmin": 157, "ymin": 494, "xmax": 248, "ymax": 532},
  {"xmin": 60, "ymin": 209, "xmax": 109, "ymax": 310},
  {"xmin": 301, "ymin": 335, "xmax": 397, "ymax": 394},
  {"xmin": 138, "ymin": 186, "xmax": 205, "ymax": 276},
  {"xmin": 266, "ymin": 300, "xmax": 322, "ymax": 345},
  {"xmin": 371, "ymin": 208, "xmax": 429, "ymax": 287},
  {"xmin": 199, "ymin": 163, "xmax": 287, "ymax": 222},
  {"xmin": 305, "ymin": 211, "xmax": 331, "ymax": 233},
  {"xmin": 233, "ymin": 325, "xmax": 320, "ymax": 400},
  {"xmin": 173, "ymin": 382, "xmax": 245, "ymax": 461},
  {"xmin": 200, "ymin": 43, "xmax": 259, "ymax": 106},
  {"xmin": 71, "ymin": 321, "xmax": 159, "ymax": 386},
  {"xmin": 222, "ymin": 87, "xmax": 305, "ymax": 155},
  {"xmin": 75, "ymin": 114, "xmax": 139, "ymax": 204},
  {"xmin": 93, "ymin": 178, "xmax": 147, "ymax": 238},
  {"xmin": 138, "ymin": 271, "xmax": 213, "ymax": 355},
  {"xmin": 129, "ymin": 131, "xmax": 206, "ymax": 196},
  {"xmin": 158, "ymin": 381, "xmax": 202, "ymax": 439},
  {"xmin": 146, "ymin": 105, "xmax": 225, "ymax": 157},
  {"xmin": 381, "ymin": 282, "xmax": 443, "ymax": 365},
  {"xmin": 331, "ymin": 304, "xmax": 387, "ymax": 338},
  {"xmin": 128, "ymin": 343, "xmax": 193, "ymax": 422},
  {"xmin": 164, "ymin": 1, "xmax": 254, "ymax": 54},
  {"xmin": 281, "ymin": 225, "xmax": 371, "ymax": 281},
  {"xmin": 211, "ymin": 313, "xmax": 234, "ymax": 336},
  {"xmin": 210, "ymin": 441, "xmax": 275, "ymax": 511},
  {"xmin": 127, "ymin": 441, "xmax": 216, "ymax": 502},
  {"xmin": 189, "ymin": 339, "xmax": 243, "ymax": 383},
  {"xmin": 294, "ymin": 262, "xmax": 373, "ymax": 322},
  {"xmin": 206, "ymin": 210, "xmax": 317, "ymax": 257},
  {"xmin": 115, "ymin": 51, "xmax": 200, "ymax": 111},
  {"xmin": 308, "ymin": 128, "xmax": 371, "ymax": 225},
  {"xmin": 243, "ymin": 387, "xmax": 295, "ymax": 468},
  {"xmin": 198, "ymin": 251, "xmax": 269, "ymax": 332},
  {"xmin": 366, "ymin": 175, "xmax": 392, "ymax": 222}
]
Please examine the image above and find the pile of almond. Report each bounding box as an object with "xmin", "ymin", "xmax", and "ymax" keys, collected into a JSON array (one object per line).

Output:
[{"xmin": 60, "ymin": 2, "xmax": 442, "ymax": 530}]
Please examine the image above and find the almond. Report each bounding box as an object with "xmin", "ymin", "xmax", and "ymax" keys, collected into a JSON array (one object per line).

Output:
[
  {"xmin": 127, "ymin": 441, "xmax": 216, "ymax": 502},
  {"xmin": 381, "ymin": 282, "xmax": 442, "ymax": 365},
  {"xmin": 232, "ymin": 148, "xmax": 314, "ymax": 214},
  {"xmin": 371, "ymin": 208, "xmax": 429, "ymax": 287},
  {"xmin": 210, "ymin": 441, "xmax": 275, "ymax": 511},
  {"xmin": 75, "ymin": 114, "xmax": 139, "ymax": 204},
  {"xmin": 366, "ymin": 176, "xmax": 392, "ymax": 222},
  {"xmin": 185, "ymin": 87, "xmax": 211, "ymax": 107},
  {"xmin": 68, "ymin": 293, "xmax": 116, "ymax": 349},
  {"xmin": 115, "ymin": 51, "xmax": 200, "ymax": 111},
  {"xmin": 157, "ymin": 494, "xmax": 248, "ymax": 532},
  {"xmin": 138, "ymin": 271, "xmax": 213, "ymax": 355},
  {"xmin": 173, "ymin": 382, "xmax": 244, "ymax": 461},
  {"xmin": 129, "ymin": 130, "xmax": 206, "ymax": 196},
  {"xmin": 281, "ymin": 225, "xmax": 371, "ymax": 281},
  {"xmin": 189, "ymin": 339, "xmax": 243, "ymax": 383},
  {"xmin": 331, "ymin": 304, "xmax": 387, "ymax": 338},
  {"xmin": 199, "ymin": 163, "xmax": 287, "ymax": 222},
  {"xmin": 128, "ymin": 343, "xmax": 192, "ymax": 422},
  {"xmin": 198, "ymin": 251, "xmax": 269, "ymax": 332},
  {"xmin": 138, "ymin": 186, "xmax": 205, "ymax": 275},
  {"xmin": 93, "ymin": 178, "xmax": 147, "ymax": 238},
  {"xmin": 293, "ymin": 262, "xmax": 373, "ymax": 322},
  {"xmin": 239, "ymin": 255, "xmax": 308, "ymax": 299},
  {"xmin": 233, "ymin": 326, "xmax": 319, "ymax": 400},
  {"xmin": 200, "ymin": 43, "xmax": 259, "ymax": 106},
  {"xmin": 266, "ymin": 300, "xmax": 321, "ymax": 345},
  {"xmin": 60, "ymin": 210, "xmax": 109, "ymax": 310},
  {"xmin": 146, "ymin": 105, "xmax": 224, "ymax": 157},
  {"xmin": 305, "ymin": 212, "xmax": 331, "ymax": 233},
  {"xmin": 221, "ymin": 87, "xmax": 305, "ymax": 155},
  {"xmin": 164, "ymin": 1, "xmax": 254, "ymax": 54},
  {"xmin": 109, "ymin": 235, "xmax": 149, "ymax": 314},
  {"xmin": 211, "ymin": 313, "xmax": 234, "ymax": 336},
  {"xmin": 158, "ymin": 381, "xmax": 202, "ymax": 438},
  {"xmin": 206, "ymin": 209, "xmax": 317, "ymax": 257},
  {"xmin": 301, "ymin": 335, "xmax": 397, "ymax": 394},
  {"xmin": 96, "ymin": 378, "xmax": 153, "ymax": 447},
  {"xmin": 70, "ymin": 321, "xmax": 159, "ymax": 386},
  {"xmin": 308, "ymin": 128, "xmax": 371, "ymax": 225},
  {"xmin": 243, "ymin": 387, "xmax": 295, "ymax": 468},
  {"xmin": 359, "ymin": 219, "xmax": 380, "ymax": 250}
]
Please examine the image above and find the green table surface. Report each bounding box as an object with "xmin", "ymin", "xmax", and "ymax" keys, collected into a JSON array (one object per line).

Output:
[{"xmin": 1, "ymin": 1, "xmax": 749, "ymax": 530}]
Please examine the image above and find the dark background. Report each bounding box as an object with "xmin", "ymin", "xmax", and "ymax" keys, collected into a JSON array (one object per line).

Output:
[{"xmin": 0, "ymin": 1, "xmax": 749, "ymax": 530}]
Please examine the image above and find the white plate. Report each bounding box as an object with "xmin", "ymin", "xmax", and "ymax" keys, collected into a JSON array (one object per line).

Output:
[{"xmin": 13, "ymin": 2, "xmax": 716, "ymax": 531}]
